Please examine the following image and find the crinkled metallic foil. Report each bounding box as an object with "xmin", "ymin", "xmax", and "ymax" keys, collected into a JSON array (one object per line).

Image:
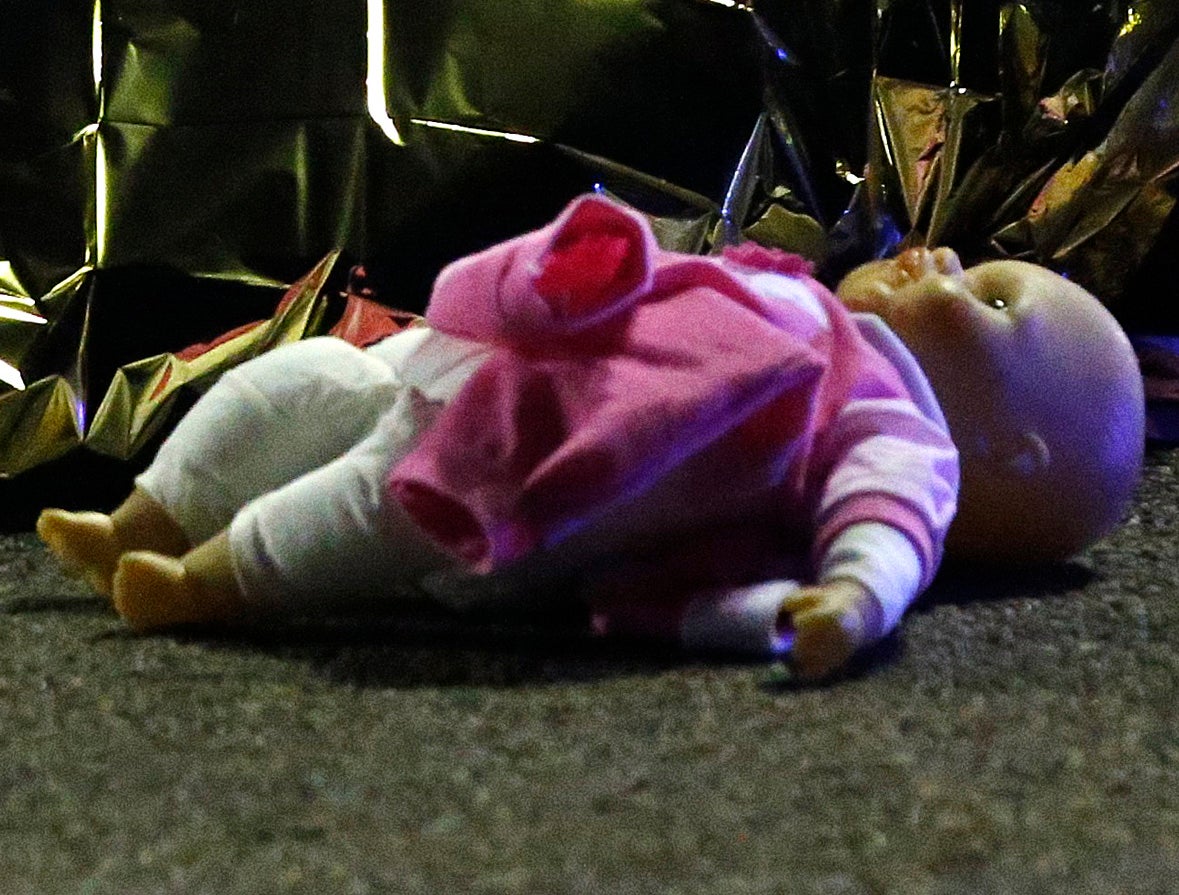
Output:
[
  {"xmin": 841, "ymin": 0, "xmax": 1179, "ymax": 303},
  {"xmin": 2, "ymin": 0, "xmax": 1178, "ymax": 478}
]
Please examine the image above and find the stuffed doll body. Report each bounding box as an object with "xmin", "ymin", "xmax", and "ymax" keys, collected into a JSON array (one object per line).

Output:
[
  {"xmin": 128, "ymin": 194, "xmax": 959, "ymax": 657},
  {"xmin": 40, "ymin": 193, "xmax": 1146, "ymax": 676}
]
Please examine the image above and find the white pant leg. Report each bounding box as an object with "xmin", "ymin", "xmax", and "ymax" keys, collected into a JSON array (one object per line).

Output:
[
  {"xmin": 227, "ymin": 329, "xmax": 489, "ymax": 610},
  {"xmin": 136, "ymin": 335, "xmax": 409, "ymax": 545}
]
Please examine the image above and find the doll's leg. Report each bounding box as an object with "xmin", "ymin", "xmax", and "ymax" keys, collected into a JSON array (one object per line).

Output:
[
  {"xmin": 112, "ymin": 491, "xmax": 455, "ymax": 632},
  {"xmin": 113, "ymin": 532, "xmax": 245, "ymax": 632},
  {"xmin": 38, "ymin": 336, "xmax": 411, "ymax": 596},
  {"xmin": 133, "ymin": 336, "xmax": 415, "ymax": 543},
  {"xmin": 36, "ymin": 489, "xmax": 189, "ymax": 597},
  {"xmin": 111, "ymin": 352, "xmax": 475, "ymax": 630}
]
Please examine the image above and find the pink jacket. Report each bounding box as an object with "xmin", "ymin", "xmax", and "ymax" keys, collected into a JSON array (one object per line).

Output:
[{"xmin": 388, "ymin": 194, "xmax": 959, "ymax": 653}]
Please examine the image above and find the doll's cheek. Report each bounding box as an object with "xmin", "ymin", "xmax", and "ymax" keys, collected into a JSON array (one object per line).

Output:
[
  {"xmin": 887, "ymin": 295, "xmax": 970, "ymax": 352},
  {"xmin": 836, "ymin": 260, "xmax": 908, "ymax": 304},
  {"xmin": 835, "ymin": 277, "xmax": 893, "ymax": 313},
  {"xmin": 915, "ymin": 296, "xmax": 1002, "ymax": 357}
]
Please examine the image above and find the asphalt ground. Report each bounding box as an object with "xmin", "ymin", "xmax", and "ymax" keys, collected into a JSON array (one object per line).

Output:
[{"xmin": 1, "ymin": 446, "xmax": 1177, "ymax": 894}]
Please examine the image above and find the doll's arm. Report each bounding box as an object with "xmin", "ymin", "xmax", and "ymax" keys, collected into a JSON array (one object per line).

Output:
[
  {"xmin": 782, "ymin": 403, "xmax": 956, "ymax": 675},
  {"xmin": 780, "ymin": 521, "xmax": 922, "ymax": 678},
  {"xmin": 583, "ymin": 521, "xmax": 921, "ymax": 676},
  {"xmin": 779, "ymin": 379, "xmax": 957, "ymax": 675}
]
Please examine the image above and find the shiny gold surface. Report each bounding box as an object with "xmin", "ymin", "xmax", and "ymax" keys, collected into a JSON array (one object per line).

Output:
[{"xmin": 1, "ymin": 1, "xmax": 1176, "ymax": 477}]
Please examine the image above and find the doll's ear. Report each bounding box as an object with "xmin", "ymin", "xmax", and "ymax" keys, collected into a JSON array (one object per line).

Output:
[
  {"xmin": 532, "ymin": 195, "xmax": 655, "ymax": 326},
  {"xmin": 1002, "ymin": 431, "xmax": 1052, "ymax": 478}
]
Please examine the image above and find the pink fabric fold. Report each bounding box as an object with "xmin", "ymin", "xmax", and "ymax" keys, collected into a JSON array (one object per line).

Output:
[
  {"xmin": 423, "ymin": 193, "xmax": 657, "ymax": 344},
  {"xmin": 388, "ymin": 194, "xmax": 955, "ymax": 582},
  {"xmin": 390, "ymin": 276, "xmax": 830, "ymax": 571}
]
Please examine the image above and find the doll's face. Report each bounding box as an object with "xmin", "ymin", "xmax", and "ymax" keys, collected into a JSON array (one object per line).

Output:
[
  {"xmin": 837, "ymin": 248, "xmax": 1144, "ymax": 562},
  {"xmin": 835, "ymin": 248, "xmax": 1069, "ymax": 448}
]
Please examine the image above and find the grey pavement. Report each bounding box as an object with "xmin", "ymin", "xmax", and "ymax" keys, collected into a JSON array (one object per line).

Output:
[{"xmin": 1, "ymin": 447, "xmax": 1177, "ymax": 894}]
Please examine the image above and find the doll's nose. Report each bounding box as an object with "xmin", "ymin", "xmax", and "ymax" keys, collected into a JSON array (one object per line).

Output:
[
  {"xmin": 894, "ymin": 248, "xmax": 929, "ymax": 279},
  {"xmin": 896, "ymin": 246, "xmax": 963, "ymax": 279},
  {"xmin": 930, "ymin": 247, "xmax": 964, "ymax": 276}
]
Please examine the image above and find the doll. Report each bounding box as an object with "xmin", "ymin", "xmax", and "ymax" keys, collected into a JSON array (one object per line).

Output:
[{"xmin": 35, "ymin": 194, "xmax": 1144, "ymax": 678}]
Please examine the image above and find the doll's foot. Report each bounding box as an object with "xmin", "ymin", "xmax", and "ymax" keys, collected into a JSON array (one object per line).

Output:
[
  {"xmin": 779, "ymin": 580, "xmax": 882, "ymax": 679},
  {"xmin": 36, "ymin": 509, "xmax": 120, "ymax": 597},
  {"xmin": 112, "ymin": 551, "xmax": 246, "ymax": 633}
]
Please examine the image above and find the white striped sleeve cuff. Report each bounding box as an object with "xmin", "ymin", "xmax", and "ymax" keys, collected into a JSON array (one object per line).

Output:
[{"xmin": 818, "ymin": 522, "xmax": 923, "ymax": 634}]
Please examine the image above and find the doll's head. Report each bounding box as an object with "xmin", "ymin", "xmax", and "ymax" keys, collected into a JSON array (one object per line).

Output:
[{"xmin": 836, "ymin": 247, "xmax": 1144, "ymax": 564}]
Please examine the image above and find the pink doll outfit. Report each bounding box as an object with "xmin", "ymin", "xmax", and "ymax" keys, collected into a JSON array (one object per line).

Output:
[
  {"xmin": 135, "ymin": 194, "xmax": 958, "ymax": 657},
  {"xmin": 391, "ymin": 194, "xmax": 958, "ymax": 651}
]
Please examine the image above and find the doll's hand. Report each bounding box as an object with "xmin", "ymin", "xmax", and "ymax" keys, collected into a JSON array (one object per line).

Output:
[{"xmin": 778, "ymin": 579, "xmax": 883, "ymax": 679}]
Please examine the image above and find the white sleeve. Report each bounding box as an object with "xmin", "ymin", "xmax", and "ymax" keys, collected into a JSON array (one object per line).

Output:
[
  {"xmin": 673, "ymin": 520, "xmax": 922, "ymax": 656},
  {"xmin": 817, "ymin": 522, "xmax": 923, "ymax": 635},
  {"xmin": 678, "ymin": 580, "xmax": 799, "ymax": 657}
]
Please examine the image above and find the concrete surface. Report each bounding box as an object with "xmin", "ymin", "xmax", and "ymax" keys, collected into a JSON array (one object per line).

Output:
[{"xmin": 1, "ymin": 447, "xmax": 1177, "ymax": 894}]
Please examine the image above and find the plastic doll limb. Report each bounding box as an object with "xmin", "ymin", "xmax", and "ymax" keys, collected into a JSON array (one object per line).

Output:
[
  {"xmin": 110, "ymin": 487, "xmax": 191, "ymax": 559},
  {"xmin": 113, "ymin": 531, "xmax": 250, "ymax": 632},
  {"xmin": 779, "ymin": 579, "xmax": 883, "ymax": 679},
  {"xmin": 36, "ymin": 488, "xmax": 191, "ymax": 598},
  {"xmin": 36, "ymin": 510, "xmax": 121, "ymax": 597}
]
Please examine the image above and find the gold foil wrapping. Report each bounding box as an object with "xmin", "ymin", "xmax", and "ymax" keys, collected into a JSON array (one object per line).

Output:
[
  {"xmin": 859, "ymin": 0, "xmax": 1179, "ymax": 309},
  {"xmin": 1, "ymin": 1, "xmax": 1177, "ymax": 478}
]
